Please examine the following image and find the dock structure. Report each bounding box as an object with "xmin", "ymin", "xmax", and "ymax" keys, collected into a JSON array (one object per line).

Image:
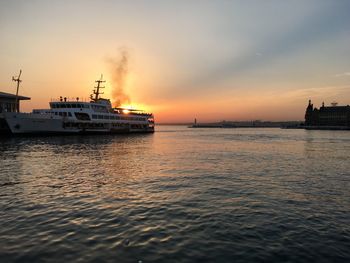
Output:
[
  {"xmin": 0, "ymin": 91, "xmax": 31, "ymax": 134},
  {"xmin": 0, "ymin": 91, "xmax": 30, "ymax": 113}
]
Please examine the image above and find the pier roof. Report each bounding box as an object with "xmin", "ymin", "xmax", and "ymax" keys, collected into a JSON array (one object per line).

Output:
[{"xmin": 0, "ymin": 91, "xmax": 30, "ymax": 100}]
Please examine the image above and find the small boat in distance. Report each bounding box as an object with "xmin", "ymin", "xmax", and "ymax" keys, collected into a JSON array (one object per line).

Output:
[{"xmin": 4, "ymin": 76, "xmax": 155, "ymax": 135}]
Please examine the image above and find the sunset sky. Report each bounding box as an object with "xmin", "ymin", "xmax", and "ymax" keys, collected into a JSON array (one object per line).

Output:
[{"xmin": 1, "ymin": 0, "xmax": 350, "ymax": 122}]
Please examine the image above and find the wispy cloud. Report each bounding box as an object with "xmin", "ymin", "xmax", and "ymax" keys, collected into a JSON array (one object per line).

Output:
[
  {"xmin": 283, "ymin": 85, "xmax": 350, "ymax": 102},
  {"xmin": 335, "ymin": 72, "xmax": 350, "ymax": 77}
]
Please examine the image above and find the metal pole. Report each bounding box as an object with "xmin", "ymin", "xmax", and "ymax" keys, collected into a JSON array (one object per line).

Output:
[{"xmin": 13, "ymin": 70, "xmax": 22, "ymax": 112}]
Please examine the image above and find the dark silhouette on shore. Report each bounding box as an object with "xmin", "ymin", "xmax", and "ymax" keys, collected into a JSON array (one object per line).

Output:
[{"xmin": 305, "ymin": 100, "xmax": 350, "ymax": 130}]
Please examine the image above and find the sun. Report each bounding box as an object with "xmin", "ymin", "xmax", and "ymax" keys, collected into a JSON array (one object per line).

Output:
[{"xmin": 119, "ymin": 103, "xmax": 152, "ymax": 113}]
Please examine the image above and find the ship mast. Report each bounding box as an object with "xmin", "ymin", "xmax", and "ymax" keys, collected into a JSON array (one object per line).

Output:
[
  {"xmin": 91, "ymin": 74, "xmax": 105, "ymax": 102},
  {"xmin": 12, "ymin": 70, "xmax": 22, "ymax": 112}
]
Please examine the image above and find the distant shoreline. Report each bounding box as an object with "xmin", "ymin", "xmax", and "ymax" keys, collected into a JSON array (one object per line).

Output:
[
  {"xmin": 157, "ymin": 121, "xmax": 303, "ymax": 127},
  {"xmin": 157, "ymin": 122, "xmax": 350, "ymax": 130}
]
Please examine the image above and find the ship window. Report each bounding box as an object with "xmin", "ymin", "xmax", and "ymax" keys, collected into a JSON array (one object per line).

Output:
[
  {"xmin": 68, "ymin": 112, "xmax": 72, "ymax": 117},
  {"xmin": 66, "ymin": 104, "xmax": 71, "ymax": 108},
  {"xmin": 59, "ymin": 112, "xmax": 63, "ymax": 116},
  {"xmin": 98, "ymin": 115, "xmax": 103, "ymax": 119},
  {"xmin": 74, "ymin": 112, "xmax": 91, "ymax": 120},
  {"xmin": 63, "ymin": 112, "xmax": 67, "ymax": 117},
  {"xmin": 92, "ymin": 114, "xmax": 97, "ymax": 119},
  {"xmin": 104, "ymin": 115, "xmax": 109, "ymax": 119},
  {"xmin": 72, "ymin": 104, "xmax": 77, "ymax": 108}
]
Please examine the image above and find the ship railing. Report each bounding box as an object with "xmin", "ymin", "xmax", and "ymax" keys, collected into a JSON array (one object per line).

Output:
[{"xmin": 50, "ymin": 97, "xmax": 90, "ymax": 103}]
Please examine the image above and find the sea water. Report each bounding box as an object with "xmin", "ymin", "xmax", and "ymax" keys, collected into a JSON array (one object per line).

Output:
[{"xmin": 0, "ymin": 126, "xmax": 349, "ymax": 262}]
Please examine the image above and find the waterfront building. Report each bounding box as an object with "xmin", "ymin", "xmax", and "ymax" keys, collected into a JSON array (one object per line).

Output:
[
  {"xmin": 0, "ymin": 91, "xmax": 30, "ymax": 113},
  {"xmin": 305, "ymin": 100, "xmax": 350, "ymax": 128},
  {"xmin": 0, "ymin": 91, "xmax": 30, "ymax": 134}
]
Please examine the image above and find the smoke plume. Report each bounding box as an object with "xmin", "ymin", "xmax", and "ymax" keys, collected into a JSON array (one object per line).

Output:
[{"xmin": 108, "ymin": 48, "xmax": 131, "ymax": 107}]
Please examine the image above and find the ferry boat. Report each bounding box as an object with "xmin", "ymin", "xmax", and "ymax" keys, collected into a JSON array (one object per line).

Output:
[{"xmin": 3, "ymin": 77, "xmax": 155, "ymax": 135}]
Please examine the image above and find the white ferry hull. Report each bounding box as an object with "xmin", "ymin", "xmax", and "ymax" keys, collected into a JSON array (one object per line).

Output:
[
  {"xmin": 4, "ymin": 112, "xmax": 154, "ymax": 135},
  {"xmin": 4, "ymin": 112, "xmax": 77, "ymax": 134}
]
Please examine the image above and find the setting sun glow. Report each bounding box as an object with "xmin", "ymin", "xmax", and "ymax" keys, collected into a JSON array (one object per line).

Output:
[{"xmin": 119, "ymin": 103, "xmax": 152, "ymax": 114}]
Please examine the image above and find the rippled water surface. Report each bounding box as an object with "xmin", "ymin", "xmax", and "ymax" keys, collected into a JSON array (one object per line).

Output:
[{"xmin": 1, "ymin": 126, "xmax": 350, "ymax": 262}]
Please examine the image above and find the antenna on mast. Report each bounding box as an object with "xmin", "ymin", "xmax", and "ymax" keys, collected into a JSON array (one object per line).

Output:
[
  {"xmin": 90, "ymin": 74, "xmax": 105, "ymax": 102},
  {"xmin": 12, "ymin": 70, "xmax": 22, "ymax": 112}
]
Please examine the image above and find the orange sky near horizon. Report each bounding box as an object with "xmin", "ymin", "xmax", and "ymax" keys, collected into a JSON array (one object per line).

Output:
[
  {"xmin": 2, "ymin": 58, "xmax": 350, "ymax": 123},
  {"xmin": 1, "ymin": 1, "xmax": 350, "ymax": 123}
]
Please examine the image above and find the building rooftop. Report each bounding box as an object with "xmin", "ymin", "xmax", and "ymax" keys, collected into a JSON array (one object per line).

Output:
[
  {"xmin": 0, "ymin": 91, "xmax": 30, "ymax": 100},
  {"xmin": 318, "ymin": 105, "xmax": 350, "ymax": 112}
]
